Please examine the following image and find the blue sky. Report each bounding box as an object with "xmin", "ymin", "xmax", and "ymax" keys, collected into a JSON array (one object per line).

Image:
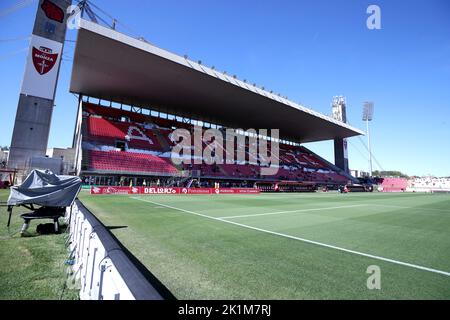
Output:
[{"xmin": 1, "ymin": 0, "xmax": 449, "ymax": 176}]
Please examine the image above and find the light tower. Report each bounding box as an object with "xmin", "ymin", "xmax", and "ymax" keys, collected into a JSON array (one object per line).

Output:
[
  {"xmin": 332, "ymin": 96, "xmax": 349, "ymax": 174},
  {"xmin": 363, "ymin": 102, "xmax": 374, "ymax": 176},
  {"xmin": 332, "ymin": 96, "xmax": 347, "ymax": 123}
]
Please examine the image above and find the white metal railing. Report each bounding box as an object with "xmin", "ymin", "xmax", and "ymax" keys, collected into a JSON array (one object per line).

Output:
[{"xmin": 67, "ymin": 200, "xmax": 166, "ymax": 300}]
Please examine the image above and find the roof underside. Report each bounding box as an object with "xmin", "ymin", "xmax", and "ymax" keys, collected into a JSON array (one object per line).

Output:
[{"xmin": 70, "ymin": 19, "xmax": 363, "ymax": 143}]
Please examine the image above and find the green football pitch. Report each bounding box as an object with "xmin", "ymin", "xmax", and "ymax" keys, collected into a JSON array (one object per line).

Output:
[
  {"xmin": 79, "ymin": 192, "xmax": 450, "ymax": 299},
  {"xmin": 0, "ymin": 190, "xmax": 77, "ymax": 300}
]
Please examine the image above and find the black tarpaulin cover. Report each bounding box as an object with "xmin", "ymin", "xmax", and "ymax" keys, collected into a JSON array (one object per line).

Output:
[{"xmin": 7, "ymin": 170, "xmax": 81, "ymax": 207}]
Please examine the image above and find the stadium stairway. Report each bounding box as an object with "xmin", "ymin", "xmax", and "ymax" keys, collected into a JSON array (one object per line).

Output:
[
  {"xmin": 80, "ymin": 120, "xmax": 90, "ymax": 171},
  {"xmin": 145, "ymin": 118, "xmax": 188, "ymax": 174},
  {"xmin": 81, "ymin": 149, "xmax": 90, "ymax": 172},
  {"xmin": 150, "ymin": 126, "xmax": 172, "ymax": 153},
  {"xmin": 301, "ymin": 146, "xmax": 358, "ymax": 184},
  {"xmin": 217, "ymin": 165, "xmax": 230, "ymax": 177}
]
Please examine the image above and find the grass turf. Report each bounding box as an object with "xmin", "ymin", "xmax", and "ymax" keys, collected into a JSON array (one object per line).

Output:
[
  {"xmin": 79, "ymin": 191, "xmax": 450, "ymax": 299},
  {"xmin": 0, "ymin": 190, "xmax": 78, "ymax": 300}
]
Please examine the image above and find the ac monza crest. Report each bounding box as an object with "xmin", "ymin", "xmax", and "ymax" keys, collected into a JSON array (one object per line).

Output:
[{"xmin": 32, "ymin": 46, "xmax": 58, "ymax": 75}]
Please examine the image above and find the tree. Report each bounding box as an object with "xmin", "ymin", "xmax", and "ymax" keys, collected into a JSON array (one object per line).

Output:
[{"xmin": 373, "ymin": 170, "xmax": 409, "ymax": 178}]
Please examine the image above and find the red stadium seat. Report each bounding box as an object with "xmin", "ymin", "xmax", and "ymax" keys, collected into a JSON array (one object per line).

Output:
[
  {"xmin": 380, "ymin": 178, "xmax": 407, "ymax": 192},
  {"xmin": 86, "ymin": 117, "xmax": 163, "ymax": 152},
  {"xmin": 82, "ymin": 102, "xmax": 352, "ymax": 184},
  {"xmin": 88, "ymin": 150, "xmax": 178, "ymax": 175}
]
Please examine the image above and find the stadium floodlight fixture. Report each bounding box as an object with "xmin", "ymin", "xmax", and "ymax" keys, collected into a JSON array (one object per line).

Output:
[
  {"xmin": 363, "ymin": 101, "xmax": 374, "ymax": 121},
  {"xmin": 362, "ymin": 102, "xmax": 375, "ymax": 176},
  {"xmin": 198, "ymin": 60, "xmax": 202, "ymax": 65},
  {"xmin": 183, "ymin": 54, "xmax": 188, "ymax": 59}
]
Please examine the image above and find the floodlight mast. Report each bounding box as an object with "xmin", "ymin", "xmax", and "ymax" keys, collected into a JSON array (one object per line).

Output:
[
  {"xmin": 332, "ymin": 96, "xmax": 349, "ymax": 174},
  {"xmin": 363, "ymin": 102, "xmax": 374, "ymax": 176}
]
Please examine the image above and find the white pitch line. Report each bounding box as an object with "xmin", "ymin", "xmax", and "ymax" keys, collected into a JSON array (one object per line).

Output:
[
  {"xmin": 131, "ymin": 197, "xmax": 450, "ymax": 277},
  {"xmin": 217, "ymin": 204, "xmax": 367, "ymax": 219},
  {"xmin": 367, "ymin": 204, "xmax": 450, "ymax": 213}
]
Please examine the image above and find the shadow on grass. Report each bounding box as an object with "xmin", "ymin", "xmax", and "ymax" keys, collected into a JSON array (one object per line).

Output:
[
  {"xmin": 106, "ymin": 225, "xmax": 128, "ymax": 231},
  {"xmin": 20, "ymin": 224, "xmax": 69, "ymax": 238}
]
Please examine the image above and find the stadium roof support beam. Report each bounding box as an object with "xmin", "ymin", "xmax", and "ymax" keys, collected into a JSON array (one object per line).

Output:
[{"xmin": 70, "ymin": 19, "xmax": 364, "ymax": 143}]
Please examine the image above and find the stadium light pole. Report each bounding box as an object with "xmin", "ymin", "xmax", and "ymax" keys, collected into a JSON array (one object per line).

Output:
[{"xmin": 363, "ymin": 102, "xmax": 374, "ymax": 177}]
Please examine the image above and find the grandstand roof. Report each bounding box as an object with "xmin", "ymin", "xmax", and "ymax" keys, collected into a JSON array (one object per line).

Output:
[{"xmin": 70, "ymin": 19, "xmax": 364, "ymax": 143}]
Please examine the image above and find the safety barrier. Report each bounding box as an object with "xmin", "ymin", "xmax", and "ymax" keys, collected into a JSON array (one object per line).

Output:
[{"xmin": 67, "ymin": 200, "xmax": 166, "ymax": 300}]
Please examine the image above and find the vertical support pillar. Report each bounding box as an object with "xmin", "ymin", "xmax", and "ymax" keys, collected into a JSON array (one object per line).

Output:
[
  {"xmin": 8, "ymin": 0, "xmax": 72, "ymax": 174},
  {"xmin": 334, "ymin": 138, "xmax": 349, "ymax": 174}
]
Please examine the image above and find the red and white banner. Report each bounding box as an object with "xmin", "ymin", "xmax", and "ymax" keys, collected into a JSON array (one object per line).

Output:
[
  {"xmin": 90, "ymin": 186, "xmax": 140, "ymax": 195},
  {"xmin": 213, "ymin": 188, "xmax": 261, "ymax": 194},
  {"xmin": 90, "ymin": 186, "xmax": 260, "ymax": 195},
  {"xmin": 21, "ymin": 35, "xmax": 62, "ymax": 100},
  {"xmin": 142, "ymin": 187, "xmax": 181, "ymax": 194},
  {"xmin": 183, "ymin": 188, "xmax": 212, "ymax": 194}
]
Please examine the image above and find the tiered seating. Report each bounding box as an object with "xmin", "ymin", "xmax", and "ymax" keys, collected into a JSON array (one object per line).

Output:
[
  {"xmin": 87, "ymin": 117, "xmax": 162, "ymax": 151},
  {"xmin": 158, "ymin": 128, "xmax": 175, "ymax": 147},
  {"xmin": 88, "ymin": 150, "xmax": 178, "ymax": 174},
  {"xmin": 183, "ymin": 164, "xmax": 223, "ymax": 177},
  {"xmin": 326, "ymin": 172, "xmax": 348, "ymax": 182},
  {"xmin": 219, "ymin": 164, "xmax": 256, "ymax": 178},
  {"xmin": 275, "ymin": 167, "xmax": 299, "ymax": 180},
  {"xmin": 84, "ymin": 103, "xmax": 149, "ymax": 123},
  {"xmin": 82, "ymin": 102, "xmax": 352, "ymax": 183},
  {"xmin": 380, "ymin": 178, "xmax": 407, "ymax": 192},
  {"xmin": 279, "ymin": 150, "xmax": 297, "ymax": 164}
]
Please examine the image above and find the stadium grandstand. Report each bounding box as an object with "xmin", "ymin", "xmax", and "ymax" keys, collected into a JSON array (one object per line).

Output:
[
  {"xmin": 378, "ymin": 177, "xmax": 408, "ymax": 192},
  {"xmin": 80, "ymin": 100, "xmax": 351, "ymax": 189},
  {"xmin": 71, "ymin": 19, "xmax": 362, "ymax": 191}
]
